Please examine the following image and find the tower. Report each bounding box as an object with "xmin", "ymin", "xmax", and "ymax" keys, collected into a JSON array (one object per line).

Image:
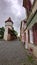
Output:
[{"xmin": 4, "ymin": 17, "xmax": 13, "ymax": 40}]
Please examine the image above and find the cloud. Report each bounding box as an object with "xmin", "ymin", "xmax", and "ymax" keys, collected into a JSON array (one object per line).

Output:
[{"xmin": 0, "ymin": 0, "xmax": 27, "ymax": 35}]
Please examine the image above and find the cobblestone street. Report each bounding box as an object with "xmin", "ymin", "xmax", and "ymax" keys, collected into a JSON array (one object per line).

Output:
[{"xmin": 0, "ymin": 40, "xmax": 37, "ymax": 65}]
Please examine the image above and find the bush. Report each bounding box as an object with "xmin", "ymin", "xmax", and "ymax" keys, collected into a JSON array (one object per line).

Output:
[{"xmin": 0, "ymin": 27, "xmax": 5, "ymax": 39}]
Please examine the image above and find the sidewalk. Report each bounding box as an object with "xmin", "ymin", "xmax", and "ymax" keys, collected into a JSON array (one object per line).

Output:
[{"xmin": 28, "ymin": 43, "xmax": 37, "ymax": 58}]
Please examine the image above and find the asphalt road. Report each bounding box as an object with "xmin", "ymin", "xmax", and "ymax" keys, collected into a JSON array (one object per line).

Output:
[{"xmin": 0, "ymin": 40, "xmax": 37, "ymax": 65}]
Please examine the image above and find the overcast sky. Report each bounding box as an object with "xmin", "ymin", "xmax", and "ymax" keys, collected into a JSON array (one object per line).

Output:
[{"xmin": 0, "ymin": 0, "xmax": 34, "ymax": 36}]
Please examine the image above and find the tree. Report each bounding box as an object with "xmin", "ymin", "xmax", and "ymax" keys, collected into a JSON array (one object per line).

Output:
[
  {"xmin": 0, "ymin": 27, "xmax": 5, "ymax": 39},
  {"xmin": 12, "ymin": 28, "xmax": 18, "ymax": 37},
  {"xmin": 1, "ymin": 27, "xmax": 5, "ymax": 32}
]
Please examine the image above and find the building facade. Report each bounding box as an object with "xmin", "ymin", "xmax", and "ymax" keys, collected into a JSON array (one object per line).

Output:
[
  {"xmin": 23, "ymin": 0, "xmax": 32, "ymax": 17},
  {"xmin": 20, "ymin": 0, "xmax": 32, "ymax": 46},
  {"xmin": 20, "ymin": 0, "xmax": 37, "ymax": 57},
  {"xmin": 20, "ymin": 20, "xmax": 26, "ymax": 43},
  {"xmin": 25, "ymin": 0, "xmax": 37, "ymax": 48}
]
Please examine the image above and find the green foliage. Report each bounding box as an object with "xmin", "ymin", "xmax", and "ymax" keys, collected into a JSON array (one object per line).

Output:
[
  {"xmin": 28, "ymin": 55, "xmax": 34, "ymax": 63},
  {"xmin": 13, "ymin": 30, "xmax": 18, "ymax": 36},
  {"xmin": 0, "ymin": 27, "xmax": 5, "ymax": 39},
  {"xmin": 12, "ymin": 29, "xmax": 18, "ymax": 36},
  {"xmin": 1, "ymin": 27, "xmax": 5, "ymax": 32}
]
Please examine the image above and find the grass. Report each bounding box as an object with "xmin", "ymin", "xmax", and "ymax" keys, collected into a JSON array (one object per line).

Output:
[{"xmin": 27, "ymin": 55, "xmax": 34, "ymax": 63}]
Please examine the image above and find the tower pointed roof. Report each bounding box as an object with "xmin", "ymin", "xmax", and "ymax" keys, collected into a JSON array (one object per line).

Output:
[{"xmin": 5, "ymin": 17, "xmax": 13, "ymax": 24}]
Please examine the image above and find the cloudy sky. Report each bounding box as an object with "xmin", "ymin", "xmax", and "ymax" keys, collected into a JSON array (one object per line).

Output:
[{"xmin": 0, "ymin": 0, "xmax": 34, "ymax": 36}]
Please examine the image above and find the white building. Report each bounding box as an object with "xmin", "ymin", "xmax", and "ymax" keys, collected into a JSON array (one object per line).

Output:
[{"xmin": 4, "ymin": 17, "xmax": 13, "ymax": 40}]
